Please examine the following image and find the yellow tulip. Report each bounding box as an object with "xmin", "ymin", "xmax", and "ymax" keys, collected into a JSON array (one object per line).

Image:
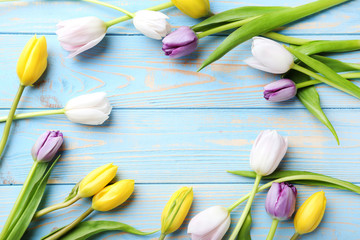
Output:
[
  {"xmin": 78, "ymin": 163, "xmax": 118, "ymax": 198},
  {"xmin": 92, "ymin": 179, "xmax": 135, "ymax": 211},
  {"xmin": 17, "ymin": 35, "xmax": 48, "ymax": 86},
  {"xmin": 161, "ymin": 187, "xmax": 193, "ymax": 237},
  {"xmin": 171, "ymin": 0, "xmax": 210, "ymax": 19},
  {"xmin": 294, "ymin": 191, "xmax": 327, "ymax": 235}
]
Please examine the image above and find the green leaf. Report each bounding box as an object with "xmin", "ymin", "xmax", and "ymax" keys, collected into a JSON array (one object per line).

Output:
[
  {"xmin": 64, "ymin": 180, "xmax": 80, "ymax": 202},
  {"xmin": 0, "ymin": 161, "xmax": 49, "ymax": 239},
  {"xmin": 286, "ymin": 70, "xmax": 339, "ymax": 144},
  {"xmin": 288, "ymin": 47, "xmax": 360, "ymax": 100},
  {"xmin": 294, "ymin": 40, "xmax": 360, "ymax": 56},
  {"xmin": 312, "ymin": 55, "xmax": 360, "ymax": 72},
  {"xmin": 237, "ymin": 212, "xmax": 252, "ymax": 240},
  {"xmin": 198, "ymin": 0, "xmax": 351, "ymax": 71},
  {"xmin": 42, "ymin": 221, "xmax": 159, "ymax": 240},
  {"xmin": 228, "ymin": 170, "xmax": 360, "ymax": 192},
  {"xmin": 192, "ymin": 6, "xmax": 289, "ymax": 32},
  {"xmin": 7, "ymin": 156, "xmax": 60, "ymax": 240}
]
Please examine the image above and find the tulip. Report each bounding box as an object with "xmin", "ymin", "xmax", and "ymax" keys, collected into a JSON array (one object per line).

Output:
[
  {"xmin": 188, "ymin": 206, "xmax": 230, "ymax": 240},
  {"xmin": 44, "ymin": 180, "xmax": 135, "ymax": 240},
  {"xmin": 264, "ymin": 79, "xmax": 297, "ymax": 102},
  {"xmin": 171, "ymin": 0, "xmax": 210, "ymax": 18},
  {"xmin": 291, "ymin": 191, "xmax": 327, "ymax": 240},
  {"xmin": 31, "ymin": 130, "xmax": 64, "ymax": 162},
  {"xmin": 56, "ymin": 16, "xmax": 107, "ymax": 58},
  {"xmin": 244, "ymin": 37, "xmax": 294, "ymax": 74},
  {"xmin": 250, "ymin": 129, "xmax": 288, "ymax": 176},
  {"xmin": 133, "ymin": 10, "xmax": 171, "ymax": 40},
  {"xmin": 160, "ymin": 187, "xmax": 193, "ymax": 239},
  {"xmin": 229, "ymin": 130, "xmax": 288, "ymax": 240},
  {"xmin": 265, "ymin": 182, "xmax": 297, "ymax": 240},
  {"xmin": 34, "ymin": 163, "xmax": 118, "ymax": 219},
  {"xmin": 64, "ymin": 92, "xmax": 112, "ymax": 125},
  {"xmin": 0, "ymin": 35, "xmax": 48, "ymax": 160},
  {"xmin": 78, "ymin": 163, "xmax": 118, "ymax": 198},
  {"xmin": 92, "ymin": 179, "xmax": 135, "ymax": 211},
  {"xmin": 265, "ymin": 182, "xmax": 297, "ymax": 220},
  {"xmin": 162, "ymin": 26, "xmax": 198, "ymax": 58},
  {"xmin": 17, "ymin": 35, "xmax": 48, "ymax": 86}
]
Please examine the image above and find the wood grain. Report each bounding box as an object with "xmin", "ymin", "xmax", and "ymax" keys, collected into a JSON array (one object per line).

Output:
[
  {"xmin": 1, "ymin": 109, "xmax": 360, "ymax": 185},
  {"xmin": 1, "ymin": 0, "xmax": 360, "ymax": 239},
  {"xmin": 1, "ymin": 184, "xmax": 359, "ymax": 240},
  {"xmin": 0, "ymin": 35, "xmax": 360, "ymax": 109}
]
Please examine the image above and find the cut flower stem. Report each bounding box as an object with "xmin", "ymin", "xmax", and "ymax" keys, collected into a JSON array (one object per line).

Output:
[
  {"xmin": 0, "ymin": 84, "xmax": 25, "ymax": 158},
  {"xmin": 229, "ymin": 174, "xmax": 262, "ymax": 240},
  {"xmin": 34, "ymin": 194, "xmax": 81, "ymax": 219},
  {"xmin": 266, "ymin": 219, "xmax": 279, "ymax": 240},
  {"xmin": 104, "ymin": 1, "xmax": 175, "ymax": 28}
]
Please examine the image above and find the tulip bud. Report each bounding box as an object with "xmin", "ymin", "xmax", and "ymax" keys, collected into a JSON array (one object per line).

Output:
[
  {"xmin": 294, "ymin": 191, "xmax": 326, "ymax": 235},
  {"xmin": 78, "ymin": 163, "xmax": 118, "ymax": 198},
  {"xmin": 188, "ymin": 206, "xmax": 230, "ymax": 240},
  {"xmin": 162, "ymin": 26, "xmax": 198, "ymax": 58},
  {"xmin": 31, "ymin": 130, "xmax": 63, "ymax": 162},
  {"xmin": 250, "ymin": 130, "xmax": 288, "ymax": 176},
  {"xmin": 161, "ymin": 187, "xmax": 193, "ymax": 235},
  {"xmin": 171, "ymin": 0, "xmax": 210, "ymax": 18},
  {"xmin": 64, "ymin": 92, "xmax": 112, "ymax": 125},
  {"xmin": 264, "ymin": 79, "xmax": 297, "ymax": 102},
  {"xmin": 265, "ymin": 182, "xmax": 297, "ymax": 221},
  {"xmin": 91, "ymin": 179, "xmax": 135, "ymax": 212},
  {"xmin": 133, "ymin": 10, "xmax": 171, "ymax": 40},
  {"xmin": 17, "ymin": 35, "xmax": 48, "ymax": 86},
  {"xmin": 56, "ymin": 16, "xmax": 107, "ymax": 58},
  {"xmin": 244, "ymin": 37, "xmax": 294, "ymax": 74}
]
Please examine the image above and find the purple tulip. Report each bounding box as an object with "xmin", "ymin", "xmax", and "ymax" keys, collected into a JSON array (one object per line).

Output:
[
  {"xmin": 162, "ymin": 26, "xmax": 198, "ymax": 58},
  {"xmin": 265, "ymin": 182, "xmax": 297, "ymax": 221},
  {"xmin": 31, "ymin": 131, "xmax": 64, "ymax": 162},
  {"xmin": 264, "ymin": 79, "xmax": 297, "ymax": 102}
]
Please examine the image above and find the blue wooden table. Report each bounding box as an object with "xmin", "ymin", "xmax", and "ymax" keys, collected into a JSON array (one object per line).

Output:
[{"xmin": 1, "ymin": 0, "xmax": 360, "ymax": 239}]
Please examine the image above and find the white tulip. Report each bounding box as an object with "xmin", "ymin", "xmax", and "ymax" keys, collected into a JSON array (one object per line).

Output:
[
  {"xmin": 244, "ymin": 37, "xmax": 294, "ymax": 74},
  {"xmin": 56, "ymin": 17, "xmax": 107, "ymax": 58},
  {"xmin": 250, "ymin": 130, "xmax": 288, "ymax": 176},
  {"xmin": 188, "ymin": 206, "xmax": 230, "ymax": 240},
  {"xmin": 133, "ymin": 10, "xmax": 171, "ymax": 40},
  {"xmin": 64, "ymin": 92, "xmax": 112, "ymax": 125}
]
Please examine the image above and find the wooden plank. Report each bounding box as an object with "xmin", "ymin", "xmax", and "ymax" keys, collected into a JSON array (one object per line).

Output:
[
  {"xmin": 1, "ymin": 108, "xmax": 360, "ymax": 185},
  {"xmin": 0, "ymin": 184, "xmax": 358, "ymax": 239},
  {"xmin": 1, "ymin": 35, "xmax": 360, "ymax": 109},
  {"xmin": 0, "ymin": 0, "xmax": 359, "ymax": 34}
]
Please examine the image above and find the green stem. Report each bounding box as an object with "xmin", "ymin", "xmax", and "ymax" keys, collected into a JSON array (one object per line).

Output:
[
  {"xmin": 44, "ymin": 207, "xmax": 94, "ymax": 240},
  {"xmin": 83, "ymin": 0, "xmax": 134, "ymax": 17},
  {"xmin": 197, "ymin": 17, "xmax": 258, "ymax": 39},
  {"xmin": 0, "ymin": 109, "xmax": 65, "ymax": 123},
  {"xmin": 229, "ymin": 174, "xmax": 262, "ymax": 240},
  {"xmin": 295, "ymin": 72, "xmax": 360, "ymax": 89},
  {"xmin": 290, "ymin": 232, "xmax": 300, "ymax": 240},
  {"xmin": 262, "ymin": 32, "xmax": 312, "ymax": 45},
  {"xmin": 105, "ymin": 1, "xmax": 175, "ymax": 28},
  {"xmin": 0, "ymin": 161, "xmax": 39, "ymax": 239},
  {"xmin": 292, "ymin": 64, "xmax": 331, "ymax": 84},
  {"xmin": 0, "ymin": 84, "xmax": 25, "ymax": 159},
  {"xmin": 159, "ymin": 233, "xmax": 166, "ymax": 240},
  {"xmin": 227, "ymin": 174, "xmax": 360, "ymax": 212},
  {"xmin": 34, "ymin": 194, "xmax": 81, "ymax": 219},
  {"xmin": 266, "ymin": 219, "xmax": 279, "ymax": 240}
]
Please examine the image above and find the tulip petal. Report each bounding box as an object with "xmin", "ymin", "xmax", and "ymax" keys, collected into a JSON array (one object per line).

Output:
[
  {"xmin": 66, "ymin": 92, "xmax": 107, "ymax": 110},
  {"xmin": 188, "ymin": 206, "xmax": 229, "ymax": 237},
  {"xmin": 65, "ymin": 108, "xmax": 109, "ymax": 125},
  {"xmin": 244, "ymin": 57, "xmax": 279, "ymax": 74},
  {"xmin": 67, "ymin": 33, "xmax": 106, "ymax": 58}
]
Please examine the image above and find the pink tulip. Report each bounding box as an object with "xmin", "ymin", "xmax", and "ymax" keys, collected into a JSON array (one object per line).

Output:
[{"xmin": 56, "ymin": 16, "xmax": 107, "ymax": 58}]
